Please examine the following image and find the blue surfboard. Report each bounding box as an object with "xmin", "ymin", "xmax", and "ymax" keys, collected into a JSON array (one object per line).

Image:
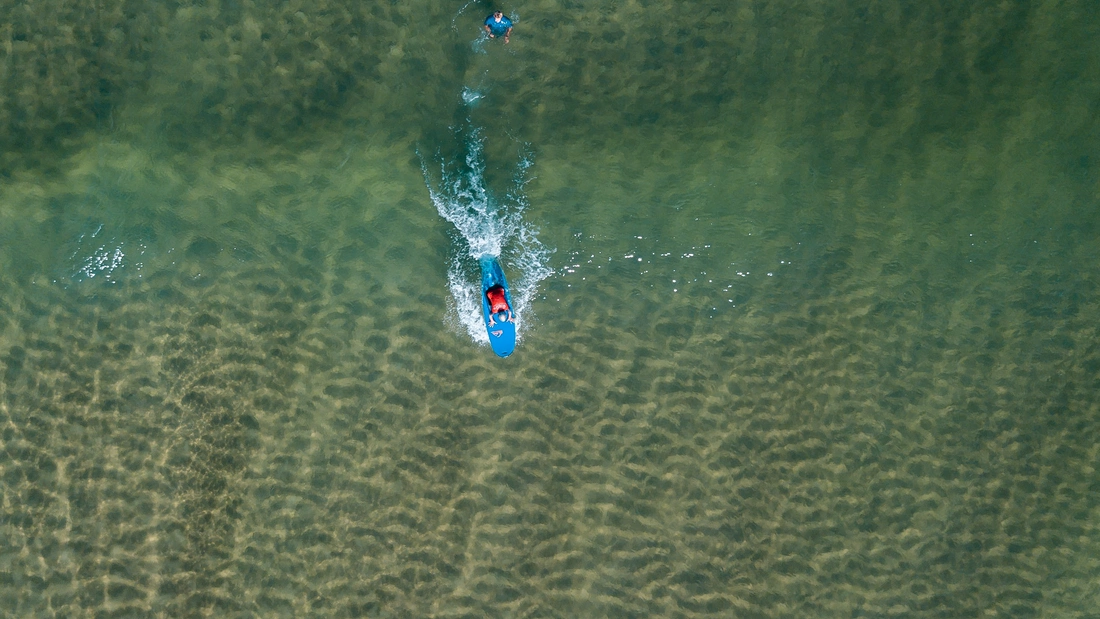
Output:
[{"xmin": 479, "ymin": 255, "xmax": 517, "ymax": 357}]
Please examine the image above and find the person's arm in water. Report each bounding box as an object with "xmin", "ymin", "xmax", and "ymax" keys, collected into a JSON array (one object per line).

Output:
[{"xmin": 504, "ymin": 26, "xmax": 512, "ymax": 44}]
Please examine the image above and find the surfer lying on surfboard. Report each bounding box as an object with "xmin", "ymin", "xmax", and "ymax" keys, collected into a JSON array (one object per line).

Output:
[{"xmin": 486, "ymin": 284, "xmax": 513, "ymax": 326}]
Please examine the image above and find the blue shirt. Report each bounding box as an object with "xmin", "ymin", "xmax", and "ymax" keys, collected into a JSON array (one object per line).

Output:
[{"xmin": 485, "ymin": 14, "xmax": 513, "ymax": 37}]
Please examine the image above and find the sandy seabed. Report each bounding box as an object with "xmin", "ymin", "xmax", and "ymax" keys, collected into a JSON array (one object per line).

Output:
[{"xmin": 1, "ymin": 0, "xmax": 1099, "ymax": 616}]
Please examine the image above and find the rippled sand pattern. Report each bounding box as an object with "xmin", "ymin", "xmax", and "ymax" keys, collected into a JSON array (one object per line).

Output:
[
  {"xmin": 1, "ymin": 142, "xmax": 1098, "ymax": 618},
  {"xmin": 2, "ymin": 0, "xmax": 1100, "ymax": 616}
]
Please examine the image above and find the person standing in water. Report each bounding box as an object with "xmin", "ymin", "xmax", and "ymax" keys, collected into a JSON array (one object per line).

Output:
[{"xmin": 484, "ymin": 11, "xmax": 513, "ymax": 43}]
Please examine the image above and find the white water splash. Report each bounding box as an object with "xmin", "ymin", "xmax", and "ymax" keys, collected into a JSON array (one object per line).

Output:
[
  {"xmin": 66, "ymin": 223, "xmax": 146, "ymax": 284},
  {"xmin": 445, "ymin": 254, "xmax": 491, "ymax": 345},
  {"xmin": 422, "ymin": 128, "xmax": 552, "ymax": 347},
  {"xmin": 462, "ymin": 87, "xmax": 484, "ymax": 106}
]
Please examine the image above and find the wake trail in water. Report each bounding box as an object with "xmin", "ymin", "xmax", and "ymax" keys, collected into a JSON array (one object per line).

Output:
[{"xmin": 421, "ymin": 116, "xmax": 552, "ymax": 348}]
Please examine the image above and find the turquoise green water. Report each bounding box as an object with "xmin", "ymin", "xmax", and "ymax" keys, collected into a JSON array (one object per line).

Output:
[{"xmin": 2, "ymin": 0, "xmax": 1099, "ymax": 616}]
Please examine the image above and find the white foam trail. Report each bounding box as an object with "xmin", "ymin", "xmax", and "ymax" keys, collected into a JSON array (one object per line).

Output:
[
  {"xmin": 462, "ymin": 87, "xmax": 484, "ymax": 106},
  {"xmin": 422, "ymin": 128, "xmax": 552, "ymax": 347},
  {"xmin": 507, "ymin": 224, "xmax": 554, "ymax": 340},
  {"xmin": 425, "ymin": 128, "xmax": 507, "ymax": 257},
  {"xmin": 446, "ymin": 255, "xmax": 490, "ymax": 345},
  {"xmin": 450, "ymin": 0, "xmax": 480, "ymax": 32}
]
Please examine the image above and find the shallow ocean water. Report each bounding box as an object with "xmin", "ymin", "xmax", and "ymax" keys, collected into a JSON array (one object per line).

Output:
[{"xmin": 1, "ymin": 0, "xmax": 1099, "ymax": 616}]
